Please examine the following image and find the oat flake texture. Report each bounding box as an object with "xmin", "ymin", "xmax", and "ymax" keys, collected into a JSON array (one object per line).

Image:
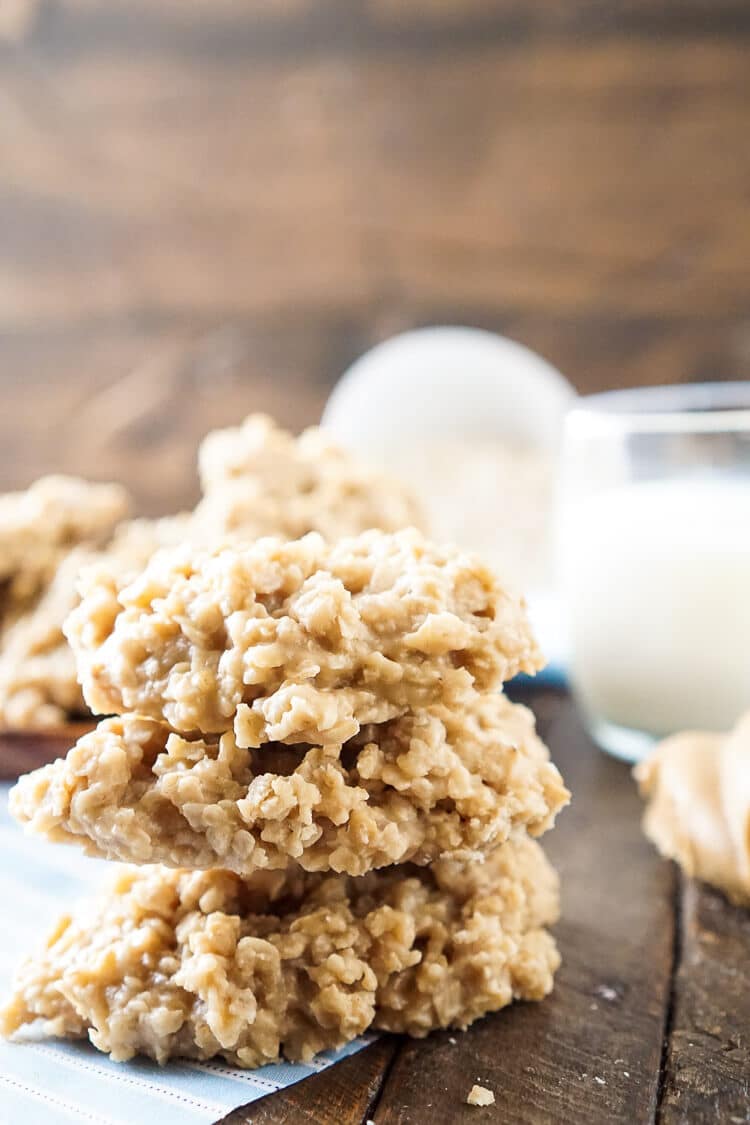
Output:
[
  {"xmin": 0, "ymin": 515, "xmax": 191, "ymax": 729},
  {"xmin": 195, "ymin": 412, "xmax": 424, "ymax": 540},
  {"xmin": 11, "ymin": 694, "xmax": 568, "ymax": 876},
  {"xmin": 65, "ymin": 529, "xmax": 543, "ymax": 744},
  {"xmin": 1, "ymin": 836, "xmax": 560, "ymax": 1068},
  {"xmin": 0, "ymin": 474, "xmax": 130, "ymax": 612}
]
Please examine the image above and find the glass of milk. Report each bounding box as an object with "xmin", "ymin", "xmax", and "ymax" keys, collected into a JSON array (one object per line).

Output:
[{"xmin": 559, "ymin": 383, "xmax": 750, "ymax": 762}]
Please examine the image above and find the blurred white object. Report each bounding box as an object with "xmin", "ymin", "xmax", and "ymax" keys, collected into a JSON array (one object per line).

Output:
[
  {"xmin": 322, "ymin": 327, "xmax": 576, "ymax": 673},
  {"xmin": 323, "ymin": 327, "xmax": 574, "ymax": 455}
]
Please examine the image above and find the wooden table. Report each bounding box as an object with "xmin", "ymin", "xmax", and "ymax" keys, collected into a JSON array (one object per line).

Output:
[
  {"xmin": 213, "ymin": 688, "xmax": 748, "ymax": 1125},
  {"xmin": 1, "ymin": 3, "xmax": 749, "ymax": 1121}
]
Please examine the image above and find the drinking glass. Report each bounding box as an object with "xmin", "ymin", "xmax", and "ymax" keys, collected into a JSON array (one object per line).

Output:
[{"xmin": 559, "ymin": 382, "xmax": 750, "ymax": 761}]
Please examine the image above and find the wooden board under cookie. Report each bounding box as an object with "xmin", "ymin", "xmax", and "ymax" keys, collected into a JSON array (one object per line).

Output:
[
  {"xmin": 216, "ymin": 690, "xmax": 750, "ymax": 1125},
  {"xmin": 0, "ymin": 723, "xmax": 93, "ymax": 779}
]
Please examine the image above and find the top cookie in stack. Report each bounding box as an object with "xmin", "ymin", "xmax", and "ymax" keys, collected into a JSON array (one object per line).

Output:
[{"xmin": 66, "ymin": 528, "xmax": 541, "ymax": 741}]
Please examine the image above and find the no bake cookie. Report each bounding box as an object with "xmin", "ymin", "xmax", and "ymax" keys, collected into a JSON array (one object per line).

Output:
[
  {"xmin": 0, "ymin": 516, "xmax": 193, "ymax": 729},
  {"xmin": 65, "ymin": 529, "xmax": 543, "ymax": 745},
  {"xmin": 11, "ymin": 694, "xmax": 568, "ymax": 875},
  {"xmin": 1, "ymin": 835, "xmax": 560, "ymax": 1067},
  {"xmin": 196, "ymin": 413, "xmax": 423, "ymax": 541},
  {"xmin": 0, "ymin": 475, "xmax": 129, "ymax": 616}
]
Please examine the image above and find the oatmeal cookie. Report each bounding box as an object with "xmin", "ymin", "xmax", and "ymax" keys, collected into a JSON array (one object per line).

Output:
[
  {"xmin": 64, "ymin": 529, "xmax": 543, "ymax": 744},
  {"xmin": 0, "ymin": 475, "xmax": 130, "ymax": 614},
  {"xmin": 0, "ymin": 516, "xmax": 193, "ymax": 730},
  {"xmin": 10, "ymin": 694, "xmax": 568, "ymax": 874},
  {"xmin": 0, "ymin": 477, "xmax": 130, "ymax": 727},
  {"xmin": 1, "ymin": 835, "xmax": 560, "ymax": 1067},
  {"xmin": 0, "ymin": 551, "xmax": 90, "ymax": 727},
  {"xmin": 196, "ymin": 413, "xmax": 423, "ymax": 540}
]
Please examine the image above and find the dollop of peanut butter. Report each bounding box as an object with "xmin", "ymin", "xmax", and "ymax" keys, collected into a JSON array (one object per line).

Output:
[
  {"xmin": 635, "ymin": 713, "xmax": 750, "ymax": 906},
  {"xmin": 638, "ymin": 715, "xmax": 750, "ymax": 909}
]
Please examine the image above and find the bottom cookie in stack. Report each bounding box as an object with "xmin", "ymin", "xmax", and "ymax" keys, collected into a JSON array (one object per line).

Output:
[{"xmin": 1, "ymin": 834, "xmax": 559, "ymax": 1068}]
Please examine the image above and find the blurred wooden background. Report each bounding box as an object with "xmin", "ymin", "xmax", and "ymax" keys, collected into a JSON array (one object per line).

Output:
[{"xmin": 0, "ymin": 0, "xmax": 748, "ymax": 513}]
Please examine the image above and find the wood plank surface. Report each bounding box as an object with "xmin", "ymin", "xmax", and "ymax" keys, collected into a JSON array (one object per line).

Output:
[
  {"xmin": 659, "ymin": 878, "xmax": 750, "ymax": 1124},
  {"xmin": 367, "ymin": 690, "xmax": 677, "ymax": 1125},
  {"xmin": 220, "ymin": 1039, "xmax": 399, "ymax": 1125},
  {"xmin": 0, "ymin": 723, "xmax": 92, "ymax": 779}
]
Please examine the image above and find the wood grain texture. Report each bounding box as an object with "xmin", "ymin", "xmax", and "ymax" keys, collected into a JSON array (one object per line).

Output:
[
  {"xmin": 659, "ymin": 878, "xmax": 750, "ymax": 1124},
  {"xmin": 15, "ymin": 0, "xmax": 750, "ymax": 53},
  {"xmin": 0, "ymin": 328, "xmax": 336, "ymax": 512},
  {"xmin": 219, "ymin": 1039, "xmax": 398, "ymax": 1125},
  {"xmin": 2, "ymin": 41, "xmax": 748, "ymax": 326},
  {"xmin": 0, "ymin": 723, "xmax": 92, "ymax": 778},
  {"xmin": 0, "ymin": 0, "xmax": 749, "ymax": 519}
]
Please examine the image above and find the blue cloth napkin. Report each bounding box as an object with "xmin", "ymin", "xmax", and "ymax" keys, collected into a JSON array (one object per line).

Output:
[{"xmin": 0, "ymin": 786, "xmax": 371, "ymax": 1125}]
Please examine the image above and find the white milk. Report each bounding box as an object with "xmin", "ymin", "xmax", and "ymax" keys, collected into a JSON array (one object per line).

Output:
[{"xmin": 561, "ymin": 477, "xmax": 750, "ymax": 744}]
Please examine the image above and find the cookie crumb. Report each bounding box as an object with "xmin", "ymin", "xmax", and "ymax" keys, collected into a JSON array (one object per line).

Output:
[
  {"xmin": 467, "ymin": 1084, "xmax": 495, "ymax": 1107},
  {"xmin": 595, "ymin": 984, "xmax": 619, "ymax": 1002}
]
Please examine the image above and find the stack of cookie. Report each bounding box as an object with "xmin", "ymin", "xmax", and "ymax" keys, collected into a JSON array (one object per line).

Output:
[{"xmin": 3, "ymin": 528, "xmax": 569, "ymax": 1067}]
